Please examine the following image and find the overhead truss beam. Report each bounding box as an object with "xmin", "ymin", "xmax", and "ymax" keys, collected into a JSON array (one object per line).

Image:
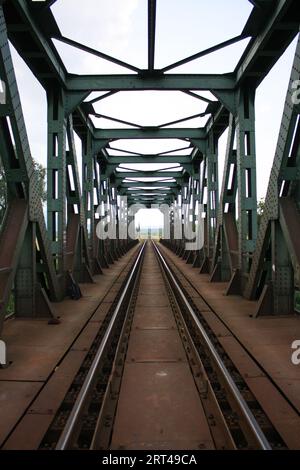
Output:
[
  {"xmin": 94, "ymin": 128, "xmax": 206, "ymax": 140},
  {"xmin": 148, "ymin": 0, "xmax": 157, "ymax": 71},
  {"xmin": 104, "ymin": 155, "xmax": 194, "ymax": 164},
  {"xmin": 67, "ymin": 74, "xmax": 235, "ymax": 92}
]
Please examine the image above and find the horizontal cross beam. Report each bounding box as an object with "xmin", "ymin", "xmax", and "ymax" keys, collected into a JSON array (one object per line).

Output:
[
  {"xmin": 67, "ymin": 74, "xmax": 235, "ymax": 92},
  {"xmin": 105, "ymin": 155, "xmax": 193, "ymax": 164},
  {"xmin": 95, "ymin": 128, "xmax": 205, "ymax": 139},
  {"xmin": 128, "ymin": 201, "xmax": 171, "ymax": 206},
  {"xmin": 119, "ymin": 182, "xmax": 179, "ymax": 188},
  {"xmin": 114, "ymin": 171, "xmax": 183, "ymax": 179},
  {"xmin": 125, "ymin": 191, "xmax": 172, "ymax": 196}
]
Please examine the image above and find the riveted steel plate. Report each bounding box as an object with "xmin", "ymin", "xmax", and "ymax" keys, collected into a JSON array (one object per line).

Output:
[
  {"xmin": 111, "ymin": 362, "xmax": 215, "ymax": 450},
  {"xmin": 126, "ymin": 329, "xmax": 187, "ymax": 363},
  {"xmin": 132, "ymin": 306, "xmax": 176, "ymax": 330},
  {"xmin": 0, "ymin": 381, "xmax": 42, "ymax": 446}
]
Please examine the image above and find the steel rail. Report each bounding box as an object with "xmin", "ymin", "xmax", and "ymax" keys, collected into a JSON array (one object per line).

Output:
[
  {"xmin": 153, "ymin": 242, "xmax": 272, "ymax": 450},
  {"xmin": 56, "ymin": 242, "xmax": 146, "ymax": 450}
]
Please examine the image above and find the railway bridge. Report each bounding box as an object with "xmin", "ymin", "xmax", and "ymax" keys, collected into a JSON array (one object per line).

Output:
[{"xmin": 0, "ymin": 0, "xmax": 300, "ymax": 452}]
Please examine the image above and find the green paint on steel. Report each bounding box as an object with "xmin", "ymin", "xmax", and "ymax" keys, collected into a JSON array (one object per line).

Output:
[
  {"xmin": 295, "ymin": 291, "xmax": 300, "ymax": 313},
  {"xmin": 0, "ymin": 0, "xmax": 299, "ymax": 324}
]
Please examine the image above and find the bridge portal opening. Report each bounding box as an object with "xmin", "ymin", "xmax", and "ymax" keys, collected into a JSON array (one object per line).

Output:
[{"xmin": 135, "ymin": 208, "xmax": 163, "ymax": 239}]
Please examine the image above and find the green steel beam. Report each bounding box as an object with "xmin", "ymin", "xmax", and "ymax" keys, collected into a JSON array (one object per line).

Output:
[
  {"xmin": 7, "ymin": 1, "xmax": 297, "ymax": 101},
  {"xmin": 105, "ymin": 155, "xmax": 193, "ymax": 164},
  {"xmin": 128, "ymin": 201, "xmax": 171, "ymax": 206},
  {"xmin": 106, "ymin": 146, "xmax": 144, "ymax": 156},
  {"xmin": 161, "ymin": 34, "xmax": 247, "ymax": 73},
  {"xmin": 121, "ymin": 189, "xmax": 178, "ymax": 196},
  {"xmin": 235, "ymin": 0, "xmax": 299, "ymax": 87},
  {"xmin": 181, "ymin": 90, "xmax": 214, "ymax": 104},
  {"xmin": 82, "ymin": 129, "xmax": 94, "ymax": 243},
  {"xmin": 124, "ymin": 199, "xmax": 175, "ymax": 204},
  {"xmin": 94, "ymin": 128, "xmax": 205, "ymax": 139},
  {"xmin": 31, "ymin": 0, "xmax": 60, "ymax": 8},
  {"xmin": 66, "ymin": 117, "xmax": 93, "ymax": 275},
  {"xmin": 125, "ymin": 187, "xmax": 174, "ymax": 191},
  {"xmin": 5, "ymin": 0, "xmax": 66, "ymax": 87},
  {"xmin": 128, "ymin": 195, "xmax": 171, "ymax": 200},
  {"xmin": 235, "ymin": 86, "xmax": 258, "ymax": 279},
  {"xmin": 128, "ymin": 195, "xmax": 172, "ymax": 200},
  {"xmin": 211, "ymin": 114, "xmax": 237, "ymax": 280},
  {"xmin": 125, "ymin": 191, "xmax": 172, "ymax": 195},
  {"xmin": 148, "ymin": 0, "xmax": 157, "ymax": 71},
  {"xmin": 67, "ymin": 74, "xmax": 235, "ymax": 92},
  {"xmin": 245, "ymin": 34, "xmax": 300, "ymax": 313},
  {"xmin": 156, "ymin": 145, "xmax": 192, "ymax": 155},
  {"xmin": 87, "ymin": 90, "xmax": 119, "ymax": 105},
  {"xmin": 93, "ymin": 111, "xmax": 209, "ymax": 130},
  {"xmin": 94, "ymin": 113, "xmax": 142, "ymax": 128},
  {"xmin": 3, "ymin": 0, "xmax": 300, "ymax": 319},
  {"xmin": 206, "ymin": 130, "xmax": 219, "ymax": 261},
  {"xmin": 54, "ymin": 35, "xmax": 141, "ymax": 73},
  {"xmin": 0, "ymin": 5, "xmax": 61, "ymax": 329},
  {"xmin": 158, "ymin": 112, "xmax": 209, "ymax": 128},
  {"xmin": 46, "ymin": 1, "xmax": 60, "ymax": 7},
  {"xmin": 118, "ymin": 178, "xmax": 183, "ymax": 186},
  {"xmin": 47, "ymin": 87, "xmax": 67, "ymax": 272},
  {"xmin": 114, "ymin": 171, "xmax": 183, "ymax": 179},
  {"xmin": 119, "ymin": 182, "xmax": 179, "ymax": 188}
]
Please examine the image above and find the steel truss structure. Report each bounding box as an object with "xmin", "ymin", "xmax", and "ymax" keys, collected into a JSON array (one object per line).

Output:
[{"xmin": 0, "ymin": 0, "xmax": 300, "ymax": 332}]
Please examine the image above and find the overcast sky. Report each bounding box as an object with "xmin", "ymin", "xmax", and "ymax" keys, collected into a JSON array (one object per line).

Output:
[{"xmin": 10, "ymin": 0, "xmax": 298, "ymax": 228}]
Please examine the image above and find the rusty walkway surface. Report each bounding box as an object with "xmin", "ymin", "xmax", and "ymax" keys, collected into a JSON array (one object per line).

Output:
[
  {"xmin": 158, "ymin": 243, "xmax": 300, "ymax": 447},
  {"xmin": 0, "ymin": 244, "xmax": 140, "ymax": 448},
  {"xmin": 1, "ymin": 241, "xmax": 300, "ymax": 450}
]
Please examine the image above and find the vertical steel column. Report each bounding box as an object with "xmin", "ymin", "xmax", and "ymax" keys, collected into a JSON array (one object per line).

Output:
[
  {"xmin": 82, "ymin": 131, "xmax": 93, "ymax": 244},
  {"xmin": 0, "ymin": 6, "xmax": 59, "ymax": 329},
  {"xmin": 103, "ymin": 176, "xmax": 114, "ymax": 263},
  {"xmin": 206, "ymin": 130, "xmax": 219, "ymax": 264},
  {"xmin": 235, "ymin": 86, "xmax": 258, "ymax": 286},
  {"xmin": 169, "ymin": 203, "xmax": 174, "ymax": 248},
  {"xmin": 92, "ymin": 155, "xmax": 104, "ymax": 267},
  {"xmin": 127, "ymin": 203, "xmax": 136, "ymax": 242},
  {"xmin": 178, "ymin": 183, "xmax": 187, "ymax": 257},
  {"xmin": 118, "ymin": 191, "xmax": 127, "ymax": 252},
  {"xmin": 109, "ymin": 180, "xmax": 119, "ymax": 260},
  {"xmin": 244, "ymin": 37, "xmax": 300, "ymax": 314},
  {"xmin": 271, "ymin": 220, "xmax": 294, "ymax": 313},
  {"xmin": 82, "ymin": 130, "xmax": 95, "ymax": 260},
  {"xmin": 96, "ymin": 171, "xmax": 109, "ymax": 268},
  {"xmin": 193, "ymin": 162, "xmax": 202, "ymax": 267},
  {"xmin": 185, "ymin": 175, "xmax": 197, "ymax": 264},
  {"xmin": 14, "ymin": 223, "xmax": 36, "ymax": 316},
  {"xmin": 211, "ymin": 115, "xmax": 238, "ymax": 282},
  {"xmin": 47, "ymin": 88, "xmax": 67, "ymax": 276},
  {"xmin": 195, "ymin": 163, "xmax": 203, "ymax": 267},
  {"xmin": 183, "ymin": 176, "xmax": 192, "ymax": 260},
  {"xmin": 66, "ymin": 117, "xmax": 94, "ymax": 281},
  {"xmin": 198, "ymin": 156, "xmax": 207, "ymax": 270},
  {"xmin": 171, "ymin": 198, "xmax": 177, "ymax": 252}
]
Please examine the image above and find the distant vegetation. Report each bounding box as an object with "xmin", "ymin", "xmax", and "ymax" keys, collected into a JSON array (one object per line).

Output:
[
  {"xmin": 257, "ymin": 198, "xmax": 265, "ymax": 226},
  {"xmin": 0, "ymin": 158, "xmax": 46, "ymax": 317},
  {"xmin": 0, "ymin": 158, "xmax": 46, "ymax": 223},
  {"xmin": 137, "ymin": 227, "xmax": 162, "ymax": 239}
]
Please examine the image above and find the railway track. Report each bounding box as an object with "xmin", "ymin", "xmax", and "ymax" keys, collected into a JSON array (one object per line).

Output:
[{"xmin": 38, "ymin": 241, "xmax": 287, "ymax": 450}]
